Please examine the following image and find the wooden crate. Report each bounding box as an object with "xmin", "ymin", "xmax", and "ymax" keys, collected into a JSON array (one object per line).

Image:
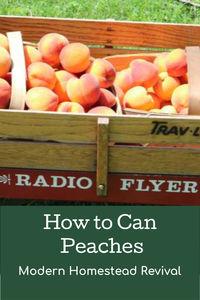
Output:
[{"xmin": 0, "ymin": 15, "xmax": 200, "ymax": 205}]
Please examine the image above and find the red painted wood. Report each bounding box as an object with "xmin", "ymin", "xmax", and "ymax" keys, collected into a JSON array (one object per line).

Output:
[{"xmin": 0, "ymin": 168, "xmax": 199, "ymax": 205}]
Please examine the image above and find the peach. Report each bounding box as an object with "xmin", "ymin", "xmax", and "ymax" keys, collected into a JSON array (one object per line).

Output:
[
  {"xmin": 160, "ymin": 100, "xmax": 171, "ymax": 108},
  {"xmin": 0, "ymin": 46, "xmax": 11, "ymax": 78},
  {"xmin": 147, "ymin": 87, "xmax": 154, "ymax": 93},
  {"xmin": 149, "ymin": 108, "xmax": 161, "ymax": 113},
  {"xmin": 27, "ymin": 62, "xmax": 56, "ymax": 90},
  {"xmin": 60, "ymin": 43, "xmax": 90, "ymax": 74},
  {"xmin": 38, "ymin": 33, "xmax": 69, "ymax": 67},
  {"xmin": 24, "ymin": 46, "xmax": 42, "ymax": 68},
  {"xmin": 114, "ymin": 85, "xmax": 124, "ymax": 107},
  {"xmin": 54, "ymin": 70, "xmax": 76, "ymax": 103},
  {"xmin": 130, "ymin": 59, "xmax": 159, "ymax": 88},
  {"xmin": 153, "ymin": 72, "xmax": 180, "ymax": 101},
  {"xmin": 166, "ymin": 48, "xmax": 187, "ymax": 77},
  {"xmin": 171, "ymin": 84, "xmax": 189, "ymax": 113},
  {"xmin": 0, "ymin": 33, "xmax": 9, "ymax": 51},
  {"xmin": 0, "ymin": 78, "xmax": 11, "ymax": 108},
  {"xmin": 153, "ymin": 52, "xmax": 168, "ymax": 73},
  {"xmin": 88, "ymin": 106, "xmax": 116, "ymax": 115},
  {"xmin": 149, "ymin": 92, "xmax": 162, "ymax": 109},
  {"xmin": 57, "ymin": 101, "xmax": 84, "ymax": 113},
  {"xmin": 86, "ymin": 58, "xmax": 116, "ymax": 88},
  {"xmin": 179, "ymin": 72, "xmax": 188, "ymax": 84},
  {"xmin": 124, "ymin": 86, "xmax": 155, "ymax": 111},
  {"xmin": 114, "ymin": 68, "xmax": 135, "ymax": 93},
  {"xmin": 179, "ymin": 107, "xmax": 188, "ymax": 115},
  {"xmin": 160, "ymin": 105, "xmax": 177, "ymax": 114},
  {"xmin": 3, "ymin": 72, "xmax": 11, "ymax": 85},
  {"xmin": 96, "ymin": 88, "xmax": 116, "ymax": 108},
  {"xmin": 26, "ymin": 87, "xmax": 58, "ymax": 111},
  {"xmin": 66, "ymin": 74, "xmax": 100, "ymax": 109}
]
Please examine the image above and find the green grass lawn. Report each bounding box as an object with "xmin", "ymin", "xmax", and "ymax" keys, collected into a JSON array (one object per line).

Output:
[{"xmin": 0, "ymin": 0, "xmax": 200, "ymax": 23}]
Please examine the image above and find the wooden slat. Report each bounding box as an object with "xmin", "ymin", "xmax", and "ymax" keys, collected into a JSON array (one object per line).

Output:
[
  {"xmin": 1, "ymin": 141, "xmax": 200, "ymax": 175},
  {"xmin": 0, "ymin": 141, "xmax": 96, "ymax": 171},
  {"xmin": 96, "ymin": 118, "xmax": 109, "ymax": 196},
  {"xmin": 0, "ymin": 110, "xmax": 96, "ymax": 143},
  {"xmin": 91, "ymin": 48, "xmax": 159, "ymax": 58},
  {"xmin": 186, "ymin": 46, "xmax": 200, "ymax": 115},
  {"xmin": 0, "ymin": 16, "xmax": 200, "ymax": 48},
  {"xmin": 1, "ymin": 110, "xmax": 200, "ymax": 145},
  {"xmin": 110, "ymin": 145, "xmax": 200, "ymax": 175}
]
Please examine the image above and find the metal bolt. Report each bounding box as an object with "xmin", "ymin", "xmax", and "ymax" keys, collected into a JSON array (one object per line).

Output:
[{"xmin": 98, "ymin": 184, "xmax": 105, "ymax": 191}]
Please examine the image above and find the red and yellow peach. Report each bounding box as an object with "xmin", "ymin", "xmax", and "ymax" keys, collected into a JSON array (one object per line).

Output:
[
  {"xmin": 26, "ymin": 87, "xmax": 58, "ymax": 111},
  {"xmin": 60, "ymin": 43, "xmax": 90, "ymax": 74},
  {"xmin": 66, "ymin": 74, "xmax": 100, "ymax": 109},
  {"xmin": 27, "ymin": 62, "xmax": 56, "ymax": 90},
  {"xmin": 38, "ymin": 33, "xmax": 69, "ymax": 68},
  {"xmin": 0, "ymin": 78, "xmax": 11, "ymax": 109}
]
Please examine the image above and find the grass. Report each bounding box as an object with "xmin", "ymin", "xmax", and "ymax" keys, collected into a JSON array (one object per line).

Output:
[{"xmin": 0, "ymin": 0, "xmax": 200, "ymax": 23}]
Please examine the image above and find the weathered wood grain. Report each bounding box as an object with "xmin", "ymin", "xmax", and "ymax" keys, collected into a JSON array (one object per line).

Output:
[
  {"xmin": 91, "ymin": 47, "xmax": 159, "ymax": 58},
  {"xmin": 0, "ymin": 16, "xmax": 200, "ymax": 48},
  {"xmin": 0, "ymin": 141, "xmax": 96, "ymax": 171},
  {"xmin": 110, "ymin": 145, "xmax": 200, "ymax": 175},
  {"xmin": 1, "ymin": 141, "xmax": 200, "ymax": 175},
  {"xmin": 1, "ymin": 110, "xmax": 200, "ymax": 145}
]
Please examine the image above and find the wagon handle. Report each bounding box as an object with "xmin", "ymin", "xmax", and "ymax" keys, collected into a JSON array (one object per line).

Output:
[
  {"xmin": 186, "ymin": 46, "xmax": 200, "ymax": 115},
  {"xmin": 7, "ymin": 31, "xmax": 27, "ymax": 110}
]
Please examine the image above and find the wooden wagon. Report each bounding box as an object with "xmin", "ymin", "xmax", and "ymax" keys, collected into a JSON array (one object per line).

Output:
[{"xmin": 0, "ymin": 15, "xmax": 200, "ymax": 205}]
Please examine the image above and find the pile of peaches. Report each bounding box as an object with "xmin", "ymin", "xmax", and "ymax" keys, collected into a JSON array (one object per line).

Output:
[
  {"xmin": 116, "ymin": 49, "xmax": 188, "ymax": 114},
  {"xmin": 0, "ymin": 31, "xmax": 188, "ymax": 115}
]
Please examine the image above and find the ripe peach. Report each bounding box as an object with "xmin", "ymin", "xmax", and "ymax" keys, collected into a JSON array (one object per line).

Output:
[
  {"xmin": 124, "ymin": 86, "xmax": 155, "ymax": 111},
  {"xmin": 114, "ymin": 85, "xmax": 124, "ymax": 107},
  {"xmin": 160, "ymin": 105, "xmax": 177, "ymax": 114},
  {"xmin": 3, "ymin": 72, "xmax": 11, "ymax": 85},
  {"xmin": 148, "ymin": 92, "xmax": 162, "ymax": 109},
  {"xmin": 114, "ymin": 68, "xmax": 135, "ymax": 93},
  {"xmin": 26, "ymin": 87, "xmax": 58, "ymax": 111},
  {"xmin": 0, "ymin": 78, "xmax": 11, "ymax": 108},
  {"xmin": 24, "ymin": 46, "xmax": 42, "ymax": 68},
  {"xmin": 96, "ymin": 88, "xmax": 116, "ymax": 108},
  {"xmin": 27, "ymin": 62, "xmax": 56, "ymax": 90},
  {"xmin": 179, "ymin": 72, "xmax": 188, "ymax": 84},
  {"xmin": 0, "ymin": 33, "xmax": 9, "ymax": 51},
  {"xmin": 66, "ymin": 74, "xmax": 100, "ymax": 109},
  {"xmin": 153, "ymin": 72, "xmax": 180, "ymax": 101},
  {"xmin": 166, "ymin": 48, "xmax": 187, "ymax": 77},
  {"xmin": 0, "ymin": 46, "xmax": 11, "ymax": 78},
  {"xmin": 60, "ymin": 43, "xmax": 90, "ymax": 74},
  {"xmin": 54, "ymin": 70, "xmax": 76, "ymax": 103},
  {"xmin": 171, "ymin": 84, "xmax": 189, "ymax": 113},
  {"xmin": 153, "ymin": 52, "xmax": 168, "ymax": 73},
  {"xmin": 57, "ymin": 101, "xmax": 84, "ymax": 113},
  {"xmin": 160, "ymin": 100, "xmax": 171, "ymax": 108},
  {"xmin": 130, "ymin": 59, "xmax": 159, "ymax": 88},
  {"xmin": 38, "ymin": 33, "xmax": 69, "ymax": 67},
  {"xmin": 147, "ymin": 87, "xmax": 154, "ymax": 93},
  {"xmin": 88, "ymin": 106, "xmax": 116, "ymax": 115},
  {"xmin": 86, "ymin": 58, "xmax": 116, "ymax": 88}
]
